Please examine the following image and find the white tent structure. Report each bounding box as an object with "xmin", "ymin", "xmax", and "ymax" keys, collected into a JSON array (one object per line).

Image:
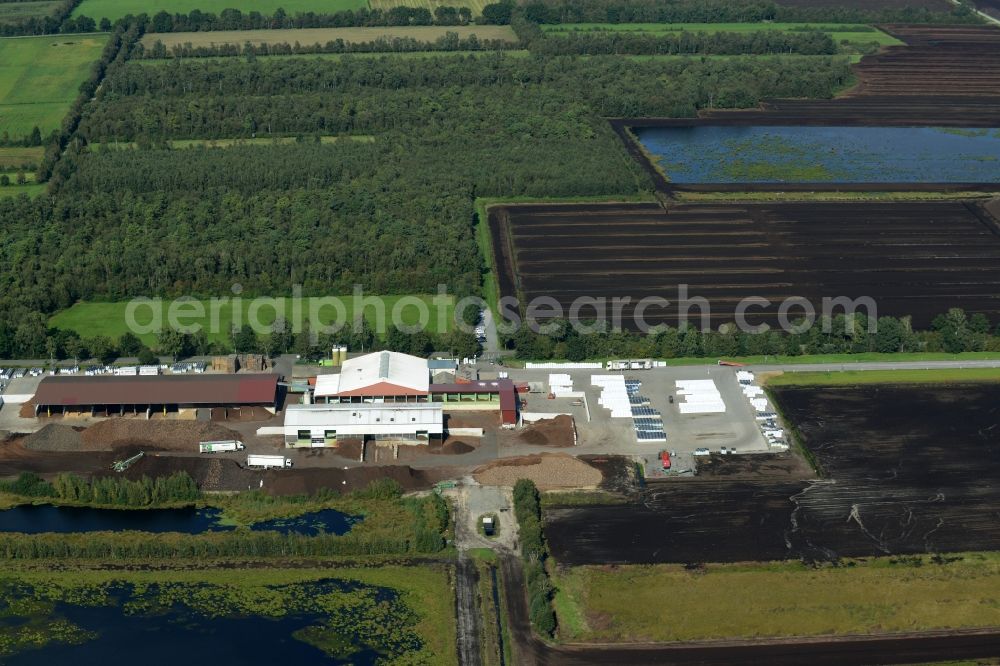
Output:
[
  {"xmin": 675, "ymin": 379, "xmax": 726, "ymax": 414},
  {"xmin": 591, "ymin": 375, "xmax": 631, "ymax": 418}
]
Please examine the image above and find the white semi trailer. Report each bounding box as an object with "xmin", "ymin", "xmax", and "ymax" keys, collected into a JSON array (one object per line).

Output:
[
  {"xmin": 247, "ymin": 454, "xmax": 293, "ymax": 469},
  {"xmin": 199, "ymin": 440, "xmax": 245, "ymax": 453}
]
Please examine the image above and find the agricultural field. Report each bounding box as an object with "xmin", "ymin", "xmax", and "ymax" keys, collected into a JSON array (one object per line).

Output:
[
  {"xmin": 975, "ymin": 0, "xmax": 1000, "ymax": 20},
  {"xmin": 369, "ymin": 0, "xmax": 491, "ymax": 16},
  {"xmin": 92, "ymin": 135, "xmax": 376, "ymax": 149},
  {"xmin": 490, "ymin": 201, "xmax": 1000, "ymax": 331},
  {"xmin": 775, "ymin": 0, "xmax": 952, "ymax": 8},
  {"xmin": 72, "ymin": 0, "xmax": 366, "ymax": 22},
  {"xmin": 552, "ymin": 554, "xmax": 1000, "ymax": 642},
  {"xmin": 541, "ymin": 22, "xmax": 903, "ymax": 47},
  {"xmin": 140, "ymin": 24, "xmax": 518, "ymax": 50},
  {"xmin": 0, "ymin": 34, "xmax": 107, "ymax": 140},
  {"xmin": 0, "ymin": 146, "xmax": 43, "ymax": 170},
  {"xmin": 545, "ymin": 382, "xmax": 1000, "ymax": 564},
  {"xmin": 49, "ymin": 295, "xmax": 457, "ymax": 346},
  {"xmin": 0, "ymin": 0, "xmax": 60, "ymax": 24},
  {"xmin": 0, "ymin": 564, "xmax": 457, "ymax": 664}
]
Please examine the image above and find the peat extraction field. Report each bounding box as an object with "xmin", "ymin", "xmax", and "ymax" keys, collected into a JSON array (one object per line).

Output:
[
  {"xmin": 490, "ymin": 200, "xmax": 1000, "ymax": 330},
  {"xmin": 681, "ymin": 25, "xmax": 1000, "ymax": 127},
  {"xmin": 545, "ymin": 383, "xmax": 1000, "ymax": 565}
]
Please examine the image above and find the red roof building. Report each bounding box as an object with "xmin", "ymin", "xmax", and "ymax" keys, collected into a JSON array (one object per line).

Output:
[{"xmin": 33, "ymin": 374, "xmax": 279, "ymax": 411}]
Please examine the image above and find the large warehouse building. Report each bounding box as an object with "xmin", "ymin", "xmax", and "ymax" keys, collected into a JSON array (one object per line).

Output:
[
  {"xmin": 32, "ymin": 374, "xmax": 279, "ymax": 417},
  {"xmin": 314, "ymin": 350, "xmax": 429, "ymax": 403},
  {"xmin": 304, "ymin": 351, "xmax": 519, "ymax": 440},
  {"xmin": 283, "ymin": 403, "xmax": 443, "ymax": 447}
]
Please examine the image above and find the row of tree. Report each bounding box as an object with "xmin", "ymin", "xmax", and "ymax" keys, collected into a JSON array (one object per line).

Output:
[
  {"xmin": 138, "ymin": 33, "xmax": 516, "ymax": 60},
  {"xmin": 528, "ymin": 28, "xmax": 839, "ymax": 57},
  {"xmin": 513, "ymin": 479, "xmax": 557, "ymax": 636},
  {"xmin": 502, "ymin": 310, "xmax": 1000, "ymax": 361},
  {"xmin": 141, "ymin": 6, "xmax": 475, "ymax": 33},
  {"xmin": 497, "ymin": 0, "xmax": 977, "ymax": 26},
  {"xmin": 0, "ymin": 471, "xmax": 199, "ymax": 506}
]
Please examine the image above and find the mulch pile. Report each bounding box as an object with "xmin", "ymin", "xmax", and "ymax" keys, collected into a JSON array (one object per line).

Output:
[
  {"xmin": 81, "ymin": 420, "xmax": 242, "ymax": 452},
  {"xmin": 22, "ymin": 424, "xmax": 85, "ymax": 452},
  {"xmin": 517, "ymin": 416, "xmax": 575, "ymax": 447},
  {"xmin": 431, "ymin": 439, "xmax": 475, "ymax": 455},
  {"xmin": 473, "ymin": 453, "xmax": 601, "ymax": 490}
]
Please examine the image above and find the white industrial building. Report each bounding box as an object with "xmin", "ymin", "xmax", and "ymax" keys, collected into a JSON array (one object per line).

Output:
[
  {"xmin": 314, "ymin": 350, "xmax": 430, "ymax": 403},
  {"xmin": 284, "ymin": 403, "xmax": 443, "ymax": 447}
]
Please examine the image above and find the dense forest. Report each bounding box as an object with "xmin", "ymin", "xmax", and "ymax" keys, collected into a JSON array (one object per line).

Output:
[
  {"xmin": 0, "ymin": 50, "xmax": 856, "ymax": 357},
  {"xmin": 81, "ymin": 55, "xmax": 851, "ymax": 141}
]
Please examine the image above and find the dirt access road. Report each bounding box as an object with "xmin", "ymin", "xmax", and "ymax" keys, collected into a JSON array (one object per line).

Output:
[{"xmin": 448, "ymin": 482, "xmax": 519, "ymax": 666}]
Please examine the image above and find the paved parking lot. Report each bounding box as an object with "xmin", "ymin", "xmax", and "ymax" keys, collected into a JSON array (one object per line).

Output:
[{"xmin": 508, "ymin": 366, "xmax": 769, "ymax": 460}]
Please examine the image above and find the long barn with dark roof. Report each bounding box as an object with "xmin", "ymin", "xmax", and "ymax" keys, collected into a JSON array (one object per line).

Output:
[{"xmin": 32, "ymin": 374, "xmax": 279, "ymax": 417}]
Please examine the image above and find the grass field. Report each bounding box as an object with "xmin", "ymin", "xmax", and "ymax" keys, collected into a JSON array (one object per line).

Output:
[
  {"xmin": 541, "ymin": 22, "xmax": 903, "ymax": 47},
  {"xmin": 0, "ymin": 146, "xmax": 44, "ymax": 169},
  {"xmin": 369, "ymin": 0, "xmax": 490, "ymax": 15},
  {"xmin": 0, "ymin": 182, "xmax": 44, "ymax": 198},
  {"xmin": 92, "ymin": 135, "xmax": 375, "ymax": 149},
  {"xmin": 141, "ymin": 24, "xmax": 517, "ymax": 49},
  {"xmin": 552, "ymin": 553, "xmax": 1000, "ymax": 642},
  {"xmin": 49, "ymin": 295, "xmax": 457, "ymax": 346},
  {"xmin": 73, "ymin": 0, "xmax": 366, "ymax": 21},
  {"xmin": 658, "ymin": 351, "xmax": 1000, "ymax": 366},
  {"xmin": 764, "ymin": 367, "xmax": 1000, "ymax": 386},
  {"xmin": 0, "ymin": 0, "xmax": 60, "ymax": 23},
  {"xmin": 0, "ymin": 34, "xmax": 107, "ymax": 139}
]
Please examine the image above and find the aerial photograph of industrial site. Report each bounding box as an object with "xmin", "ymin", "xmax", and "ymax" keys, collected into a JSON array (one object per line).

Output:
[{"xmin": 1, "ymin": 0, "xmax": 1000, "ymax": 663}]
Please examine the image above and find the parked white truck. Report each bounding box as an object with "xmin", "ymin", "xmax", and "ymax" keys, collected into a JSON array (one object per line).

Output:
[
  {"xmin": 199, "ymin": 440, "xmax": 245, "ymax": 454},
  {"xmin": 247, "ymin": 454, "xmax": 293, "ymax": 469}
]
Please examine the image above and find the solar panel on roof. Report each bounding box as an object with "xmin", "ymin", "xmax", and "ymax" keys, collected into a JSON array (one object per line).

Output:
[{"xmin": 630, "ymin": 407, "xmax": 661, "ymax": 418}]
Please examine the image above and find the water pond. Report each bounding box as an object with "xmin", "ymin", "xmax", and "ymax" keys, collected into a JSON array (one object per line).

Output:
[
  {"xmin": 0, "ymin": 579, "xmax": 420, "ymax": 664},
  {"xmin": 0, "ymin": 504, "xmax": 359, "ymax": 535},
  {"xmin": 633, "ymin": 125, "xmax": 1000, "ymax": 183}
]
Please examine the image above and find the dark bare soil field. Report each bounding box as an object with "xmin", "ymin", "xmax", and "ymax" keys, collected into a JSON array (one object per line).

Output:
[
  {"xmin": 491, "ymin": 201, "xmax": 1000, "ymax": 329},
  {"xmin": 545, "ymin": 383, "xmax": 1000, "ymax": 565},
  {"xmin": 776, "ymin": 0, "xmax": 951, "ymax": 8},
  {"xmin": 696, "ymin": 26, "xmax": 1000, "ymax": 127},
  {"xmin": 975, "ymin": 0, "xmax": 1000, "ymax": 19},
  {"xmin": 610, "ymin": 24, "xmax": 1000, "ymax": 183}
]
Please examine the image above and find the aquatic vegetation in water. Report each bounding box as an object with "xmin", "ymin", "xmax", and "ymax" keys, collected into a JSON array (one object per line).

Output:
[
  {"xmin": 0, "ymin": 576, "xmax": 428, "ymax": 664},
  {"xmin": 635, "ymin": 125, "xmax": 1000, "ymax": 183}
]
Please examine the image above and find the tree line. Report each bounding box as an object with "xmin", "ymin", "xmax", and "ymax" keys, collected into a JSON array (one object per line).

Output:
[
  {"xmin": 527, "ymin": 28, "xmax": 838, "ymax": 56},
  {"xmin": 0, "ymin": 4, "xmax": 479, "ymax": 36},
  {"xmin": 513, "ymin": 479, "xmax": 557, "ymax": 636},
  {"xmin": 138, "ymin": 33, "xmax": 516, "ymax": 60},
  {"xmin": 492, "ymin": 0, "xmax": 978, "ymax": 26},
  {"xmin": 0, "ymin": 471, "xmax": 199, "ymax": 505},
  {"xmin": 503, "ymin": 309, "xmax": 1000, "ymax": 361}
]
